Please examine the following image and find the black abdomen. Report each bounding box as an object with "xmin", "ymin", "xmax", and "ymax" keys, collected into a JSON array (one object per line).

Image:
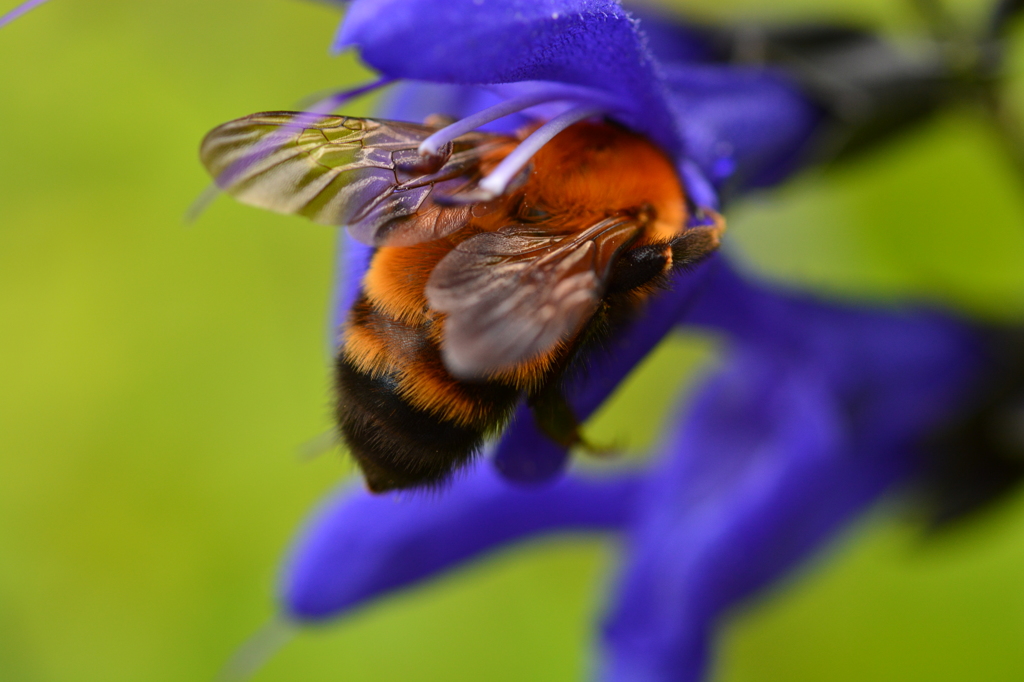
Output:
[{"xmin": 336, "ymin": 296, "xmax": 520, "ymax": 492}]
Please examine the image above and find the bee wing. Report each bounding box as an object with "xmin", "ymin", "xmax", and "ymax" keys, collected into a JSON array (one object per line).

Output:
[
  {"xmin": 426, "ymin": 215, "xmax": 643, "ymax": 378},
  {"xmin": 199, "ymin": 111, "xmax": 516, "ymax": 246}
]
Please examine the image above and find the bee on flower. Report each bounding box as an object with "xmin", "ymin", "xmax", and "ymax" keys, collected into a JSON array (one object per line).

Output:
[{"xmin": 190, "ymin": 1, "xmax": 1024, "ymax": 680}]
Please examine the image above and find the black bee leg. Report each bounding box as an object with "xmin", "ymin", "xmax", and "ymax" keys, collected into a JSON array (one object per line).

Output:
[
  {"xmin": 605, "ymin": 243, "xmax": 673, "ymax": 295},
  {"xmin": 528, "ymin": 383, "xmax": 616, "ymax": 457},
  {"xmin": 529, "ymin": 382, "xmax": 584, "ymax": 449},
  {"xmin": 606, "ymin": 212, "xmax": 725, "ymax": 295},
  {"xmin": 668, "ymin": 216, "xmax": 726, "ymax": 271}
]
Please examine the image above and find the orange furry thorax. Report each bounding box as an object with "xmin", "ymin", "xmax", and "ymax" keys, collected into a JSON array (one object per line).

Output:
[{"xmin": 518, "ymin": 121, "xmax": 687, "ymax": 242}]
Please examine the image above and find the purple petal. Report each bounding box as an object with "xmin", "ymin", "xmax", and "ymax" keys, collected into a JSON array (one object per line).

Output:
[
  {"xmin": 601, "ymin": 349, "xmax": 905, "ymax": 682},
  {"xmin": 663, "ymin": 65, "xmax": 824, "ymax": 193},
  {"xmin": 335, "ymin": 0, "xmax": 681, "ymax": 154},
  {"xmin": 686, "ymin": 259, "xmax": 986, "ymax": 430},
  {"xmin": 492, "ymin": 407, "xmax": 573, "ymax": 483},
  {"xmin": 282, "ymin": 463, "xmax": 642, "ymax": 621},
  {"xmin": 595, "ymin": 261, "xmax": 989, "ymax": 681},
  {"xmin": 626, "ymin": 5, "xmax": 723, "ymax": 65}
]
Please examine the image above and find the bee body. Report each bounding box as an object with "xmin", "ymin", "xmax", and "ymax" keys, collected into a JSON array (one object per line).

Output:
[{"xmin": 201, "ymin": 114, "xmax": 723, "ymax": 491}]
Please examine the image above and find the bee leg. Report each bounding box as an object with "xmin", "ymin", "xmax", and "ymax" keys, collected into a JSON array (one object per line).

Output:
[
  {"xmin": 668, "ymin": 216, "xmax": 726, "ymax": 270},
  {"xmin": 529, "ymin": 381, "xmax": 584, "ymax": 449},
  {"xmin": 606, "ymin": 216, "xmax": 725, "ymax": 295},
  {"xmin": 605, "ymin": 242, "xmax": 674, "ymax": 294},
  {"xmin": 576, "ymin": 436, "xmax": 620, "ymax": 459},
  {"xmin": 528, "ymin": 382, "xmax": 617, "ymax": 457}
]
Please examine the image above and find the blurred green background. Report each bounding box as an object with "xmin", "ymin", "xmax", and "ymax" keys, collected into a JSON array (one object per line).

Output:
[{"xmin": 2, "ymin": 0, "xmax": 1024, "ymax": 680}]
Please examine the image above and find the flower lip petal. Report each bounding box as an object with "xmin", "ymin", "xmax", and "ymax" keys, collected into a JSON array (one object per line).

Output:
[
  {"xmin": 600, "ymin": 350, "xmax": 907, "ymax": 681},
  {"xmin": 281, "ymin": 463, "xmax": 642, "ymax": 621}
]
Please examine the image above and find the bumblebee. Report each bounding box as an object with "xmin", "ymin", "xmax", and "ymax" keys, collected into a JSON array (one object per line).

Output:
[{"xmin": 200, "ymin": 112, "xmax": 723, "ymax": 491}]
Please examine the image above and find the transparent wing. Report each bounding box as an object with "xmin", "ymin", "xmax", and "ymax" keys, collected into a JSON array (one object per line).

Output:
[
  {"xmin": 199, "ymin": 111, "xmax": 516, "ymax": 246},
  {"xmin": 426, "ymin": 215, "xmax": 643, "ymax": 378}
]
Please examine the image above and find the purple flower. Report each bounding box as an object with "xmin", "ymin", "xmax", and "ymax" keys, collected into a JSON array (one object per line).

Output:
[
  {"xmin": 251, "ymin": 1, "xmax": 1023, "ymax": 679},
  {"xmin": 327, "ymin": 0, "xmax": 830, "ymax": 483}
]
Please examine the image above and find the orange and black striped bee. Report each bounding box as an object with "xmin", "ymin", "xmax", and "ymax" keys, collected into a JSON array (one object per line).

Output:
[{"xmin": 200, "ymin": 111, "xmax": 723, "ymax": 491}]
